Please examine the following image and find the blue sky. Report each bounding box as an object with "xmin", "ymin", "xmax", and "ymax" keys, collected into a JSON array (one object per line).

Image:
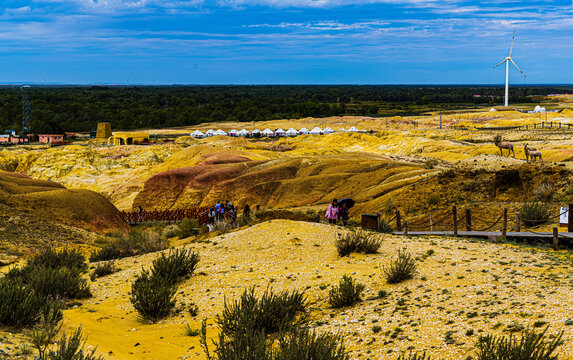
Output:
[{"xmin": 0, "ymin": 0, "xmax": 572, "ymax": 84}]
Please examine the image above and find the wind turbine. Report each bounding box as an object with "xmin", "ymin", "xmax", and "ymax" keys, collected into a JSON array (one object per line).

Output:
[{"xmin": 493, "ymin": 30, "xmax": 527, "ymax": 107}]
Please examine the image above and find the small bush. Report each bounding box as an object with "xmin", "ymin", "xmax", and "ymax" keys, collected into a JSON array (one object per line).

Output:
[
  {"xmin": 328, "ymin": 275, "xmax": 365, "ymax": 308},
  {"xmin": 475, "ymin": 327, "xmax": 563, "ymax": 360},
  {"xmin": 534, "ymin": 183, "xmax": 554, "ymax": 203},
  {"xmin": 461, "ymin": 181, "xmax": 477, "ymax": 192},
  {"xmin": 49, "ymin": 326, "xmax": 104, "ymax": 360},
  {"xmin": 130, "ymin": 271, "xmax": 177, "ymax": 321},
  {"xmin": 185, "ymin": 324, "xmax": 200, "ymax": 337},
  {"xmin": 378, "ymin": 218, "xmax": 394, "ymax": 234},
  {"xmin": 428, "ymin": 194, "xmax": 440, "ymax": 206},
  {"xmin": 397, "ymin": 352, "xmax": 430, "ymax": 360},
  {"xmin": 29, "ymin": 303, "xmax": 63, "ymax": 360},
  {"xmin": 28, "ymin": 248, "xmax": 87, "ymax": 274},
  {"xmin": 90, "ymin": 262, "xmax": 116, "ymax": 281},
  {"xmin": 150, "ymin": 249, "xmax": 200, "ymax": 285},
  {"xmin": 520, "ymin": 202, "xmax": 552, "ymax": 228},
  {"xmin": 335, "ymin": 229, "xmax": 382, "ymax": 257},
  {"xmin": 0, "ymin": 280, "xmax": 45, "ymax": 328},
  {"xmin": 218, "ymin": 287, "xmax": 307, "ymax": 338},
  {"xmin": 26, "ymin": 266, "xmax": 91, "ymax": 300},
  {"xmin": 213, "ymin": 219, "xmax": 234, "ymax": 234},
  {"xmin": 384, "ymin": 248, "xmax": 417, "ymax": 284},
  {"xmin": 177, "ymin": 218, "xmax": 200, "ymax": 238},
  {"xmin": 90, "ymin": 229, "xmax": 168, "ymax": 262},
  {"xmin": 272, "ymin": 328, "xmax": 349, "ymax": 360},
  {"xmin": 424, "ymin": 159, "xmax": 439, "ymax": 169},
  {"xmin": 8, "ymin": 265, "xmax": 91, "ymax": 300}
]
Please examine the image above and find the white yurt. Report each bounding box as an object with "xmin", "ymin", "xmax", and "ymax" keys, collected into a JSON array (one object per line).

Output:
[
  {"xmin": 238, "ymin": 129, "xmax": 250, "ymax": 137},
  {"xmin": 205, "ymin": 129, "xmax": 215, "ymax": 137},
  {"xmin": 534, "ymin": 105, "xmax": 546, "ymax": 113},
  {"xmin": 228, "ymin": 129, "xmax": 239, "ymax": 137},
  {"xmin": 286, "ymin": 128, "xmax": 298, "ymax": 137},
  {"xmin": 274, "ymin": 128, "xmax": 286, "ymax": 137},
  {"xmin": 323, "ymin": 127, "xmax": 334, "ymax": 134},
  {"xmin": 191, "ymin": 130, "xmax": 205, "ymax": 138},
  {"xmin": 489, "ymin": 108, "xmax": 496, "ymax": 112},
  {"xmin": 298, "ymin": 127, "xmax": 309, "ymax": 135},
  {"xmin": 262, "ymin": 128, "xmax": 275, "ymax": 137},
  {"xmin": 214, "ymin": 129, "xmax": 228, "ymax": 136},
  {"xmin": 347, "ymin": 126, "xmax": 359, "ymax": 133},
  {"xmin": 252, "ymin": 129, "xmax": 262, "ymax": 137},
  {"xmin": 309, "ymin": 127, "xmax": 322, "ymax": 135},
  {"xmin": 339, "ymin": 128, "xmax": 346, "ymax": 132}
]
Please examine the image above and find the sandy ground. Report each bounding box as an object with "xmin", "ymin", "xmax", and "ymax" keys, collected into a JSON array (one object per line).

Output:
[{"xmin": 11, "ymin": 220, "xmax": 566, "ymax": 360}]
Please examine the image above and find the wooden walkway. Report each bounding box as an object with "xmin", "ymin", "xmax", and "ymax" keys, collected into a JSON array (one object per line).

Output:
[{"xmin": 394, "ymin": 231, "xmax": 573, "ymax": 248}]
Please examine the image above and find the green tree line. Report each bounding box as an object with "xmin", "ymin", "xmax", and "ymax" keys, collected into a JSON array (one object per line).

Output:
[{"xmin": 0, "ymin": 85, "xmax": 569, "ymax": 134}]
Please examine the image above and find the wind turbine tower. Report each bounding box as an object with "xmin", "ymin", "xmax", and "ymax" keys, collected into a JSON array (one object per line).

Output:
[{"xmin": 493, "ymin": 31, "xmax": 527, "ymax": 107}]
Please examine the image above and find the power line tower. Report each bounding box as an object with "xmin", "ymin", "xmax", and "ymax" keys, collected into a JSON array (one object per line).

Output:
[{"xmin": 21, "ymin": 85, "xmax": 32, "ymax": 133}]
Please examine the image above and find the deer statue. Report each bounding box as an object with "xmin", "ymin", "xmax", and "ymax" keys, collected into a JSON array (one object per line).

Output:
[
  {"xmin": 493, "ymin": 135, "xmax": 515, "ymax": 157},
  {"xmin": 524, "ymin": 143, "xmax": 542, "ymax": 162}
]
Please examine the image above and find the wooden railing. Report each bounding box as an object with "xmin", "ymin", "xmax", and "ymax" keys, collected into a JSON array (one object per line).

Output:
[{"xmin": 121, "ymin": 207, "xmax": 210, "ymax": 225}]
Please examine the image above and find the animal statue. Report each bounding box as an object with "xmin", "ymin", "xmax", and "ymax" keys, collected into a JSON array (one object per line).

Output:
[
  {"xmin": 493, "ymin": 135, "xmax": 515, "ymax": 157},
  {"xmin": 524, "ymin": 144, "xmax": 542, "ymax": 162}
]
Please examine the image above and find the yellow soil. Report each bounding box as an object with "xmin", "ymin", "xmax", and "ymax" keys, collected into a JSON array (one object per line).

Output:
[{"xmin": 45, "ymin": 220, "xmax": 573, "ymax": 360}]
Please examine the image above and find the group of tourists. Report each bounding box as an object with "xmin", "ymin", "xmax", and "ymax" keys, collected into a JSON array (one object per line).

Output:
[
  {"xmin": 208, "ymin": 200, "xmax": 237, "ymax": 224},
  {"xmin": 325, "ymin": 199, "xmax": 350, "ymax": 226}
]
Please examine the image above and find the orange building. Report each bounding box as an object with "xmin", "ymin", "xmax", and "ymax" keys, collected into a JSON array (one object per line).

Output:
[{"xmin": 39, "ymin": 134, "xmax": 65, "ymax": 143}]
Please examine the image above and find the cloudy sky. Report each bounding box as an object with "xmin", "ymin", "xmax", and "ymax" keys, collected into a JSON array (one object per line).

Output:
[{"xmin": 0, "ymin": 0, "xmax": 572, "ymax": 84}]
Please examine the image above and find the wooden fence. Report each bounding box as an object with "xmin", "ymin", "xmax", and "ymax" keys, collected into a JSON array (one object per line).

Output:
[
  {"xmin": 365, "ymin": 203, "xmax": 573, "ymax": 250},
  {"xmin": 121, "ymin": 207, "xmax": 210, "ymax": 225},
  {"xmin": 451, "ymin": 122, "xmax": 573, "ymax": 132}
]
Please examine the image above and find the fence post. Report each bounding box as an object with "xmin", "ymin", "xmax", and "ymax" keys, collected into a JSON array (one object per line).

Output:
[
  {"xmin": 466, "ymin": 208, "xmax": 472, "ymax": 231},
  {"xmin": 396, "ymin": 210, "xmax": 402, "ymax": 231},
  {"xmin": 430, "ymin": 214, "xmax": 434, "ymax": 232},
  {"xmin": 403, "ymin": 221, "xmax": 408, "ymax": 236},
  {"xmin": 502, "ymin": 208, "xmax": 508, "ymax": 241},
  {"xmin": 516, "ymin": 212, "xmax": 521, "ymax": 232},
  {"xmin": 377, "ymin": 212, "xmax": 381, "ymax": 232},
  {"xmin": 453, "ymin": 205, "xmax": 458, "ymax": 236},
  {"xmin": 569, "ymin": 204, "xmax": 573, "ymax": 233},
  {"xmin": 553, "ymin": 227, "xmax": 559, "ymax": 251}
]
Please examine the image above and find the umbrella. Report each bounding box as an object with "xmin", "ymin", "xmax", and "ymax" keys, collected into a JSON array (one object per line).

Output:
[{"xmin": 338, "ymin": 198, "xmax": 355, "ymax": 209}]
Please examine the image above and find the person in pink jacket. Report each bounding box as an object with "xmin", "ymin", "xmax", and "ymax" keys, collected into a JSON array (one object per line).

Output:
[{"xmin": 325, "ymin": 199, "xmax": 339, "ymax": 224}]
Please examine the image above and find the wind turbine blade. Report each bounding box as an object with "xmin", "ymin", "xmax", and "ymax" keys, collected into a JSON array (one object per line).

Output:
[
  {"xmin": 509, "ymin": 30, "xmax": 515, "ymax": 57},
  {"xmin": 493, "ymin": 59, "xmax": 508, "ymax": 68},
  {"xmin": 510, "ymin": 58, "xmax": 527, "ymax": 78}
]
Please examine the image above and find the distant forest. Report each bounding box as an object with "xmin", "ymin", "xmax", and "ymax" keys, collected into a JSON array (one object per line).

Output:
[{"xmin": 0, "ymin": 85, "xmax": 571, "ymax": 134}]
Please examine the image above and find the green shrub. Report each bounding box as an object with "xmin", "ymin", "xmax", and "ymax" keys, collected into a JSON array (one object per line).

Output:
[
  {"xmin": 177, "ymin": 218, "xmax": 200, "ymax": 238},
  {"xmin": 7, "ymin": 265, "xmax": 91, "ymax": 300},
  {"xmin": 475, "ymin": 327, "xmax": 563, "ymax": 360},
  {"xmin": 384, "ymin": 248, "xmax": 417, "ymax": 284},
  {"xmin": 90, "ymin": 262, "xmax": 116, "ymax": 281},
  {"xmin": 520, "ymin": 202, "xmax": 552, "ymax": 228},
  {"xmin": 150, "ymin": 249, "xmax": 200, "ymax": 285},
  {"xmin": 29, "ymin": 303, "xmax": 63, "ymax": 360},
  {"xmin": 271, "ymin": 328, "xmax": 349, "ymax": 360},
  {"xmin": 328, "ymin": 275, "xmax": 365, "ymax": 308},
  {"xmin": 461, "ymin": 181, "xmax": 477, "ymax": 192},
  {"xmin": 378, "ymin": 218, "xmax": 394, "ymax": 234},
  {"xmin": 214, "ymin": 219, "xmax": 234, "ymax": 234},
  {"xmin": 218, "ymin": 287, "xmax": 307, "ymax": 339},
  {"xmin": 90, "ymin": 229, "xmax": 168, "ymax": 262},
  {"xmin": 397, "ymin": 352, "xmax": 430, "ymax": 360},
  {"xmin": 0, "ymin": 280, "xmax": 45, "ymax": 328},
  {"xmin": 130, "ymin": 271, "xmax": 177, "ymax": 321},
  {"xmin": 28, "ymin": 248, "xmax": 87, "ymax": 274},
  {"xmin": 185, "ymin": 324, "xmax": 200, "ymax": 337},
  {"xmin": 48, "ymin": 326, "xmax": 103, "ymax": 360},
  {"xmin": 335, "ymin": 229, "xmax": 382, "ymax": 257},
  {"xmin": 534, "ymin": 183, "xmax": 554, "ymax": 203},
  {"xmin": 424, "ymin": 159, "xmax": 439, "ymax": 169}
]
